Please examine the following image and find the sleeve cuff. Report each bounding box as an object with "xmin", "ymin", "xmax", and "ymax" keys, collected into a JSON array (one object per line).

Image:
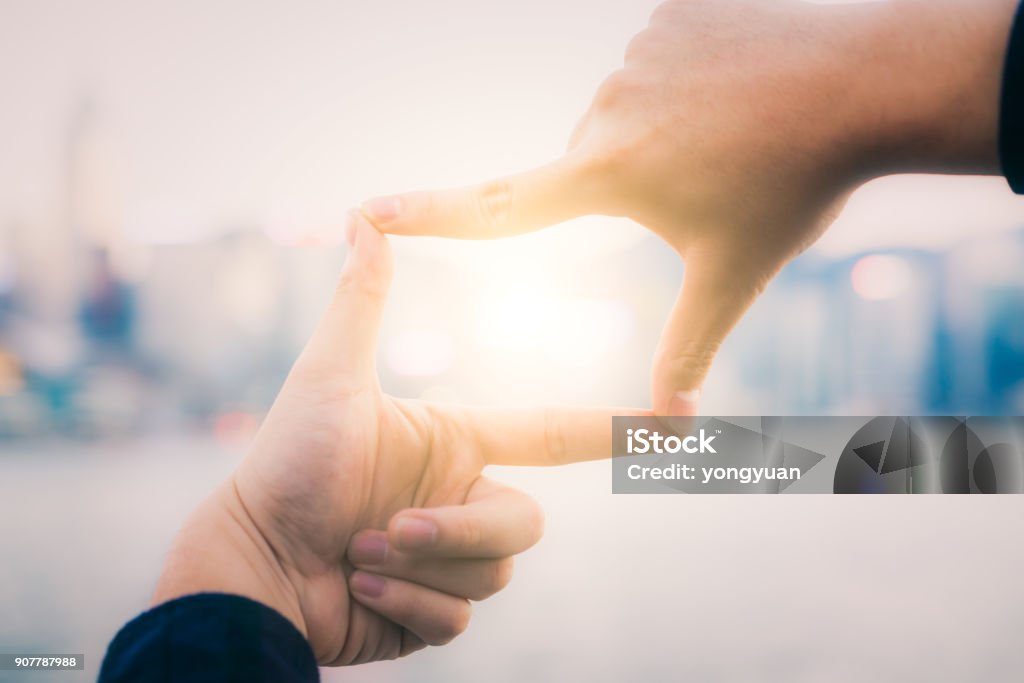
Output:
[
  {"xmin": 1000, "ymin": 1, "xmax": 1024, "ymax": 193},
  {"xmin": 98, "ymin": 593, "xmax": 318, "ymax": 683}
]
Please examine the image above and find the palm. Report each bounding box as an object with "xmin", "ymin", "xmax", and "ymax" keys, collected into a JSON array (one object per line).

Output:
[{"xmin": 237, "ymin": 376, "xmax": 492, "ymax": 663}]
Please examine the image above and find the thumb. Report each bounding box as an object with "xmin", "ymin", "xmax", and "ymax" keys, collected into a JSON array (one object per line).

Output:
[
  {"xmin": 299, "ymin": 210, "xmax": 393, "ymax": 384},
  {"xmin": 360, "ymin": 157, "xmax": 601, "ymax": 239},
  {"xmin": 652, "ymin": 249, "xmax": 772, "ymax": 418}
]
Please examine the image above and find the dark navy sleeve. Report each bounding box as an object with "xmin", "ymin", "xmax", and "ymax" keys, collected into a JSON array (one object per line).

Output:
[
  {"xmin": 1002, "ymin": 1, "xmax": 1024, "ymax": 193},
  {"xmin": 98, "ymin": 593, "xmax": 319, "ymax": 683}
]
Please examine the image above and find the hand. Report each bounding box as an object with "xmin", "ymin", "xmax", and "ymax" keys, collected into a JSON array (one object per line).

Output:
[
  {"xmin": 359, "ymin": 0, "xmax": 1017, "ymax": 415},
  {"xmin": 152, "ymin": 212, "xmax": 647, "ymax": 665}
]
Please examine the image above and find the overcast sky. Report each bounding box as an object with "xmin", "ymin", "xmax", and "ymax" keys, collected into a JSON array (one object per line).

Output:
[{"xmin": 1, "ymin": 0, "xmax": 1021, "ymax": 257}]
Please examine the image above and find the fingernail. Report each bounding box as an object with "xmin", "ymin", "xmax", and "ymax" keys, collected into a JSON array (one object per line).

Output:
[
  {"xmin": 668, "ymin": 389, "xmax": 700, "ymax": 417},
  {"xmin": 394, "ymin": 517, "xmax": 437, "ymax": 550},
  {"xmin": 362, "ymin": 196, "xmax": 401, "ymax": 224},
  {"xmin": 350, "ymin": 571, "xmax": 387, "ymax": 599},
  {"xmin": 349, "ymin": 533, "xmax": 388, "ymax": 565},
  {"xmin": 344, "ymin": 211, "xmax": 359, "ymax": 247}
]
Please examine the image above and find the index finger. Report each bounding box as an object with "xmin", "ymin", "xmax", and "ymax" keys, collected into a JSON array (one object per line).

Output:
[
  {"xmin": 360, "ymin": 158, "xmax": 600, "ymax": 239},
  {"xmin": 462, "ymin": 406, "xmax": 652, "ymax": 466}
]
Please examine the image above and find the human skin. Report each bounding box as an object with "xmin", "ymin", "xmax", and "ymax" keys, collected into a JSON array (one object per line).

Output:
[
  {"xmin": 152, "ymin": 212, "xmax": 649, "ymax": 665},
  {"xmin": 359, "ymin": 0, "xmax": 1019, "ymax": 417}
]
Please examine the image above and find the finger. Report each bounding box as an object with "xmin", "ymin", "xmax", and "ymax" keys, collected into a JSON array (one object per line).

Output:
[
  {"xmin": 459, "ymin": 405, "xmax": 652, "ymax": 466},
  {"xmin": 330, "ymin": 602, "xmax": 426, "ymax": 665},
  {"xmin": 348, "ymin": 529, "xmax": 515, "ymax": 601},
  {"xmin": 298, "ymin": 210, "xmax": 392, "ymax": 384},
  {"xmin": 399, "ymin": 632, "xmax": 427, "ymax": 658},
  {"xmin": 348, "ymin": 571, "xmax": 471, "ymax": 647},
  {"xmin": 360, "ymin": 158, "xmax": 599, "ymax": 239},
  {"xmin": 652, "ymin": 247, "xmax": 774, "ymax": 418},
  {"xmin": 381, "ymin": 477, "xmax": 543, "ymax": 558}
]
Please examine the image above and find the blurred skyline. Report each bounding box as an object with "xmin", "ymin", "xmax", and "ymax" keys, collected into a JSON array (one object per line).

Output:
[
  {"xmin": 0, "ymin": 78, "xmax": 1022, "ymax": 437},
  {"xmin": 0, "ymin": 104, "xmax": 1022, "ymax": 441}
]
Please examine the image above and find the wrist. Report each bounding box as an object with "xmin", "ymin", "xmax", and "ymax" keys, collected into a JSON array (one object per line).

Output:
[
  {"xmin": 843, "ymin": 0, "xmax": 1018, "ymax": 178},
  {"xmin": 152, "ymin": 480, "xmax": 307, "ymax": 637}
]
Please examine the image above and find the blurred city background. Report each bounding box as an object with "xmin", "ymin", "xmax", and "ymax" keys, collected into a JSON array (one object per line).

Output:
[{"xmin": 3, "ymin": 1, "xmax": 1024, "ymax": 682}]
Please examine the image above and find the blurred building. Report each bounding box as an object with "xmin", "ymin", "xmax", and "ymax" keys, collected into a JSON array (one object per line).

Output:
[
  {"xmin": 719, "ymin": 229, "xmax": 1024, "ymax": 416},
  {"xmin": 0, "ymin": 98, "xmax": 1023, "ymax": 437}
]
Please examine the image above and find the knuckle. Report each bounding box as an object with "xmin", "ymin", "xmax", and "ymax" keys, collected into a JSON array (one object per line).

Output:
[
  {"xmin": 489, "ymin": 557, "xmax": 516, "ymax": 594},
  {"xmin": 593, "ymin": 69, "xmax": 631, "ymax": 110},
  {"xmin": 648, "ymin": 0, "xmax": 677, "ymax": 28},
  {"xmin": 622, "ymin": 29, "xmax": 652, "ymax": 64},
  {"xmin": 543, "ymin": 408, "xmax": 568, "ymax": 465},
  {"xmin": 656, "ymin": 340, "xmax": 721, "ymax": 386},
  {"xmin": 456, "ymin": 512, "xmax": 484, "ymax": 550},
  {"xmin": 463, "ymin": 583, "xmax": 490, "ymax": 602},
  {"xmin": 451, "ymin": 602, "xmax": 472, "ymax": 638},
  {"xmin": 523, "ymin": 500, "xmax": 545, "ymax": 547},
  {"xmin": 466, "ymin": 557, "xmax": 516, "ymax": 601},
  {"xmin": 575, "ymin": 141, "xmax": 633, "ymax": 198},
  {"xmin": 476, "ymin": 179, "xmax": 514, "ymax": 233},
  {"xmin": 434, "ymin": 601, "xmax": 472, "ymax": 645},
  {"xmin": 335, "ymin": 268, "xmax": 386, "ymax": 302},
  {"xmin": 399, "ymin": 633, "xmax": 427, "ymax": 658}
]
